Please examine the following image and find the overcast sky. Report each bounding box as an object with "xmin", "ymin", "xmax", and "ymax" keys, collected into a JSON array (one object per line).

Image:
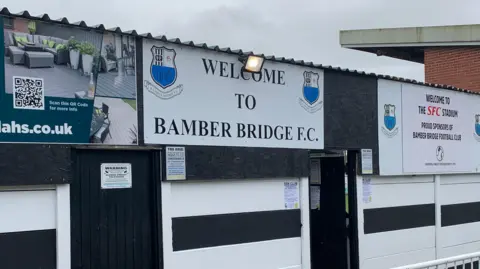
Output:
[{"xmin": 4, "ymin": 0, "xmax": 479, "ymax": 81}]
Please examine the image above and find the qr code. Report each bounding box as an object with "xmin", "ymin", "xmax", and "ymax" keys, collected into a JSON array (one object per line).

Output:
[{"xmin": 13, "ymin": 76, "xmax": 45, "ymax": 110}]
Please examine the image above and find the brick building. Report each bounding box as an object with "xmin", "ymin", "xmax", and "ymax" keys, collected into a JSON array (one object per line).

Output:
[{"xmin": 339, "ymin": 24, "xmax": 480, "ymax": 91}]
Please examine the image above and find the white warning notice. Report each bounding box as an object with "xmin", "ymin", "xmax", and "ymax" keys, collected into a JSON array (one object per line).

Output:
[{"xmin": 101, "ymin": 163, "xmax": 132, "ymax": 189}]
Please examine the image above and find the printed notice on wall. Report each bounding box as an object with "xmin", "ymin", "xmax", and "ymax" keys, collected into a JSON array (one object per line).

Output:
[
  {"xmin": 166, "ymin": 147, "xmax": 186, "ymax": 180},
  {"xmin": 284, "ymin": 181, "xmax": 299, "ymax": 209},
  {"xmin": 310, "ymin": 186, "xmax": 320, "ymax": 209},
  {"xmin": 362, "ymin": 178, "xmax": 372, "ymax": 203},
  {"xmin": 361, "ymin": 149, "xmax": 373, "ymax": 174},
  {"xmin": 101, "ymin": 163, "xmax": 132, "ymax": 189}
]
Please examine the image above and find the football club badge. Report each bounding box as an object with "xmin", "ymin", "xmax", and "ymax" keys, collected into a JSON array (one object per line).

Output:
[
  {"xmin": 298, "ymin": 71, "xmax": 323, "ymax": 113},
  {"xmin": 143, "ymin": 45, "xmax": 184, "ymax": 100}
]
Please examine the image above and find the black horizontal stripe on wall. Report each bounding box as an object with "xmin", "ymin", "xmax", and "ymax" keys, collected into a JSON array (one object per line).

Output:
[
  {"xmin": 172, "ymin": 209, "xmax": 301, "ymax": 251},
  {"xmin": 442, "ymin": 202, "xmax": 480, "ymax": 227},
  {"xmin": 0, "ymin": 229, "xmax": 56, "ymax": 269},
  {"xmin": 179, "ymin": 146, "xmax": 309, "ymax": 180},
  {"xmin": 0, "ymin": 144, "xmax": 71, "ymax": 186},
  {"xmin": 364, "ymin": 204, "xmax": 435, "ymax": 234}
]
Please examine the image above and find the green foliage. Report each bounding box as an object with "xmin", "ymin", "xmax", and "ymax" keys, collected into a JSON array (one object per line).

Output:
[
  {"xmin": 55, "ymin": 43, "xmax": 67, "ymax": 51},
  {"xmin": 67, "ymin": 38, "xmax": 80, "ymax": 51},
  {"xmin": 79, "ymin": 42, "xmax": 96, "ymax": 56},
  {"xmin": 27, "ymin": 20, "xmax": 36, "ymax": 34}
]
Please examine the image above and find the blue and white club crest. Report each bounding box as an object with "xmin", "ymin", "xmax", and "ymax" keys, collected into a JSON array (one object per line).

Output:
[
  {"xmin": 474, "ymin": 114, "xmax": 480, "ymax": 142},
  {"xmin": 384, "ymin": 104, "xmax": 396, "ymax": 131},
  {"xmin": 150, "ymin": 46, "xmax": 177, "ymax": 89},
  {"xmin": 298, "ymin": 71, "xmax": 323, "ymax": 113},
  {"xmin": 381, "ymin": 104, "xmax": 399, "ymax": 138},
  {"xmin": 303, "ymin": 71, "xmax": 320, "ymax": 105},
  {"xmin": 475, "ymin": 115, "xmax": 480, "ymax": 136}
]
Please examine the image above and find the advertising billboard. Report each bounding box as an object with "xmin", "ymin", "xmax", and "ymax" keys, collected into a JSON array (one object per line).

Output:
[{"xmin": 1, "ymin": 16, "xmax": 138, "ymax": 144}]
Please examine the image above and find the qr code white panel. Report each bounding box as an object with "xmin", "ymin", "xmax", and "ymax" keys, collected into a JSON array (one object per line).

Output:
[{"xmin": 13, "ymin": 76, "xmax": 45, "ymax": 110}]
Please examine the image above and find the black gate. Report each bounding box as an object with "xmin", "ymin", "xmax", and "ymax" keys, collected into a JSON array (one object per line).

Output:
[
  {"xmin": 71, "ymin": 149, "xmax": 162, "ymax": 269},
  {"xmin": 310, "ymin": 156, "xmax": 348, "ymax": 269}
]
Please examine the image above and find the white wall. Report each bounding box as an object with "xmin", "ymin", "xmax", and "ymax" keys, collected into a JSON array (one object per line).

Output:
[
  {"xmin": 161, "ymin": 178, "xmax": 310, "ymax": 269},
  {"xmin": 357, "ymin": 175, "xmax": 436, "ymax": 269},
  {"xmin": 0, "ymin": 184, "xmax": 70, "ymax": 269},
  {"xmin": 0, "ymin": 186, "xmax": 57, "ymax": 233},
  {"xmin": 439, "ymin": 174, "xmax": 480, "ymax": 258},
  {"xmin": 357, "ymin": 174, "xmax": 480, "ymax": 269},
  {"xmin": 56, "ymin": 184, "xmax": 71, "ymax": 269}
]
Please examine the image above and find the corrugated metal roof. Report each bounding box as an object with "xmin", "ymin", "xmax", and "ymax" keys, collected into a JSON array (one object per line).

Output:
[{"xmin": 1, "ymin": 7, "xmax": 479, "ymax": 95}]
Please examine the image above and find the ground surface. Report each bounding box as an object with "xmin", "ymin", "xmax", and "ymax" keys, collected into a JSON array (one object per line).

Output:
[{"xmin": 93, "ymin": 97, "xmax": 137, "ymax": 145}]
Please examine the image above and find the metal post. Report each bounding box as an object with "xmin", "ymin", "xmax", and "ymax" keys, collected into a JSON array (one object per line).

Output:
[{"xmin": 434, "ymin": 174, "xmax": 441, "ymax": 259}]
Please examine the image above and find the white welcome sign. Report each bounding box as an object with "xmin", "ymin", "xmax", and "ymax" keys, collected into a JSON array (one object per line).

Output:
[
  {"xmin": 378, "ymin": 79, "xmax": 480, "ymax": 175},
  {"xmin": 142, "ymin": 40, "xmax": 325, "ymax": 149}
]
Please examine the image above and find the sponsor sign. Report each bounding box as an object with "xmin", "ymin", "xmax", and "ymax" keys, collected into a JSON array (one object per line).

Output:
[
  {"xmin": 142, "ymin": 39, "xmax": 325, "ymax": 149},
  {"xmin": 0, "ymin": 17, "xmax": 137, "ymax": 144},
  {"xmin": 378, "ymin": 80, "xmax": 480, "ymax": 174}
]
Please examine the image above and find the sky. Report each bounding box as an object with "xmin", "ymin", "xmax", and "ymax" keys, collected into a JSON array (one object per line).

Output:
[{"xmin": 3, "ymin": 0, "xmax": 480, "ymax": 81}]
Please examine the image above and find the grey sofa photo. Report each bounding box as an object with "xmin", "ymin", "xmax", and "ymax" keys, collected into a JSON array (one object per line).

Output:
[
  {"xmin": 25, "ymin": 51, "xmax": 54, "ymax": 68},
  {"xmin": 4, "ymin": 30, "xmax": 69, "ymax": 67}
]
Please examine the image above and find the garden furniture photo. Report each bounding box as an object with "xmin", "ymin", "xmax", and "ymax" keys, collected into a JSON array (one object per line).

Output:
[{"xmin": 24, "ymin": 51, "xmax": 54, "ymax": 68}]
